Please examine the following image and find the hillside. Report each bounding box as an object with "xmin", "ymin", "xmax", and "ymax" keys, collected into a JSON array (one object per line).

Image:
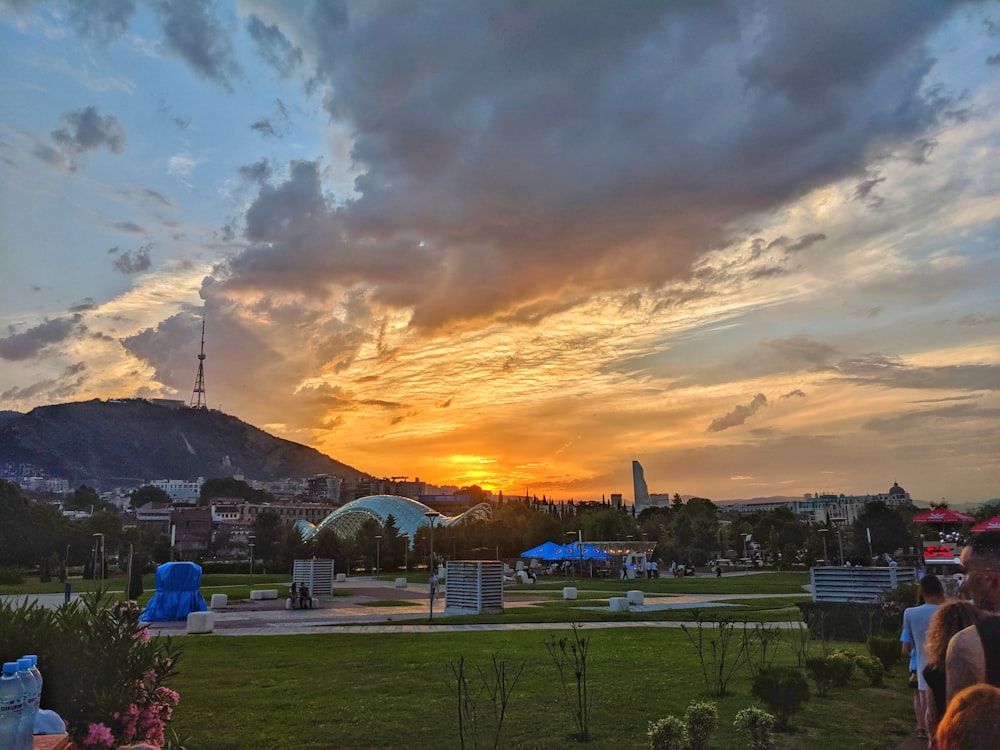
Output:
[{"xmin": 0, "ymin": 399, "xmax": 369, "ymax": 489}]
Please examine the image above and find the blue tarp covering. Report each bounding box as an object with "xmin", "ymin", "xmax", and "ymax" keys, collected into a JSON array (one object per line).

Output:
[{"xmin": 139, "ymin": 562, "xmax": 207, "ymax": 622}]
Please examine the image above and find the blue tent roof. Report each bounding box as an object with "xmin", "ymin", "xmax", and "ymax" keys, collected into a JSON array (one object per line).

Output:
[
  {"xmin": 139, "ymin": 562, "xmax": 207, "ymax": 622},
  {"xmin": 520, "ymin": 541, "xmax": 563, "ymax": 560}
]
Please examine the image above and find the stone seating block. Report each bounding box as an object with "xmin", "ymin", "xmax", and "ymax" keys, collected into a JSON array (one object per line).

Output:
[
  {"xmin": 627, "ymin": 590, "xmax": 644, "ymax": 606},
  {"xmin": 563, "ymin": 587, "xmax": 578, "ymax": 600},
  {"xmin": 609, "ymin": 596, "xmax": 629, "ymax": 612},
  {"xmin": 186, "ymin": 610, "xmax": 215, "ymax": 634},
  {"xmin": 210, "ymin": 593, "xmax": 228, "ymax": 609},
  {"xmin": 394, "ymin": 577, "xmax": 407, "ymax": 589},
  {"xmin": 250, "ymin": 589, "xmax": 278, "ymax": 600},
  {"xmin": 336, "ymin": 573, "xmax": 347, "ymax": 583}
]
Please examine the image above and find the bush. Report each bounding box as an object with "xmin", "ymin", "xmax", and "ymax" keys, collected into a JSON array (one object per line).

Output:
[
  {"xmin": 683, "ymin": 701, "xmax": 718, "ymax": 750},
  {"xmin": 867, "ymin": 633, "xmax": 902, "ymax": 671},
  {"xmin": 797, "ymin": 601, "xmax": 893, "ymax": 642},
  {"xmin": 854, "ymin": 654, "xmax": 886, "ymax": 687},
  {"xmin": 806, "ymin": 653, "xmax": 855, "ymax": 697},
  {"xmin": 0, "ymin": 565, "xmax": 25, "ymax": 584},
  {"xmin": 734, "ymin": 707, "xmax": 777, "ymax": 750},
  {"xmin": 0, "ymin": 590, "xmax": 181, "ymax": 748},
  {"xmin": 648, "ymin": 716, "xmax": 688, "ymax": 750},
  {"xmin": 751, "ymin": 667, "xmax": 810, "ymax": 729}
]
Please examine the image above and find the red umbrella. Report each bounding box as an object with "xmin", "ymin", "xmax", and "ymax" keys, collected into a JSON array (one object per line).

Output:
[
  {"xmin": 913, "ymin": 508, "xmax": 975, "ymax": 524},
  {"xmin": 971, "ymin": 516, "xmax": 1000, "ymax": 534}
]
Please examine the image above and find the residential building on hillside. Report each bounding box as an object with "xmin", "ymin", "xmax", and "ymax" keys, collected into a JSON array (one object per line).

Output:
[{"xmin": 149, "ymin": 477, "xmax": 204, "ymax": 504}]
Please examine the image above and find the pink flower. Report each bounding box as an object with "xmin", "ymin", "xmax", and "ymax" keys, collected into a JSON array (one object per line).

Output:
[{"xmin": 83, "ymin": 722, "xmax": 116, "ymax": 749}]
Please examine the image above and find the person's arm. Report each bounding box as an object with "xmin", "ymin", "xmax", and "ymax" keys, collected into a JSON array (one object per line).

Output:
[
  {"xmin": 946, "ymin": 625, "xmax": 985, "ymax": 704},
  {"xmin": 901, "ymin": 612, "xmax": 912, "ymax": 656}
]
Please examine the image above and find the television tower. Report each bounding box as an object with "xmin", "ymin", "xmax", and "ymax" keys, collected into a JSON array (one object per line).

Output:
[{"xmin": 190, "ymin": 317, "xmax": 207, "ymax": 409}]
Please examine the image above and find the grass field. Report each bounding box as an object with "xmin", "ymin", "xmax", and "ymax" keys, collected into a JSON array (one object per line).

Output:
[{"xmin": 168, "ymin": 628, "xmax": 914, "ymax": 749}]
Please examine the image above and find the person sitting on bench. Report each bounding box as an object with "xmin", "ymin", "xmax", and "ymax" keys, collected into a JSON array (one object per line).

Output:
[{"xmin": 298, "ymin": 584, "xmax": 312, "ymax": 609}]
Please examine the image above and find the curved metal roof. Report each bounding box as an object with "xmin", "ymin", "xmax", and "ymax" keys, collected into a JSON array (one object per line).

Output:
[{"xmin": 297, "ymin": 494, "xmax": 492, "ymax": 541}]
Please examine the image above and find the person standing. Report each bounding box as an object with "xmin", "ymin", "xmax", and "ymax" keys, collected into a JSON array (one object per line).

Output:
[
  {"xmin": 946, "ymin": 531, "xmax": 1000, "ymax": 704},
  {"xmin": 901, "ymin": 574, "xmax": 946, "ymax": 740}
]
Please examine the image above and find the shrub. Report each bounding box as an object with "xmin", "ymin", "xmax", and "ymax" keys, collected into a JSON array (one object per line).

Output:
[
  {"xmin": 734, "ymin": 706, "xmax": 777, "ymax": 750},
  {"xmin": 806, "ymin": 652, "xmax": 855, "ymax": 696},
  {"xmin": 751, "ymin": 667, "xmax": 810, "ymax": 729},
  {"xmin": 797, "ymin": 601, "xmax": 891, "ymax": 642},
  {"xmin": 867, "ymin": 633, "xmax": 902, "ymax": 671},
  {"xmin": 648, "ymin": 716, "xmax": 688, "ymax": 750},
  {"xmin": 0, "ymin": 565, "xmax": 25, "ymax": 584},
  {"xmin": 683, "ymin": 701, "xmax": 718, "ymax": 750},
  {"xmin": 0, "ymin": 590, "xmax": 181, "ymax": 748},
  {"xmin": 854, "ymin": 654, "xmax": 886, "ymax": 687}
]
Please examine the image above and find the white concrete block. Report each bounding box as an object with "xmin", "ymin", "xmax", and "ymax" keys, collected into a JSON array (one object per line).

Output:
[
  {"xmin": 210, "ymin": 593, "xmax": 228, "ymax": 609},
  {"xmin": 627, "ymin": 590, "xmax": 644, "ymax": 606},
  {"xmin": 249, "ymin": 589, "xmax": 278, "ymax": 600},
  {"xmin": 609, "ymin": 596, "xmax": 629, "ymax": 612},
  {"xmin": 186, "ymin": 610, "xmax": 215, "ymax": 634},
  {"xmin": 336, "ymin": 573, "xmax": 347, "ymax": 583},
  {"xmin": 563, "ymin": 587, "xmax": 578, "ymax": 600},
  {"xmin": 394, "ymin": 577, "xmax": 408, "ymax": 589}
]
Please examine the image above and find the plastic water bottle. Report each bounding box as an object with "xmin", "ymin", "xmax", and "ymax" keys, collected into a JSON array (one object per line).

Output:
[
  {"xmin": 0, "ymin": 662, "xmax": 25, "ymax": 750},
  {"xmin": 14, "ymin": 660, "xmax": 34, "ymax": 750},
  {"xmin": 17, "ymin": 657, "xmax": 39, "ymax": 750},
  {"xmin": 22, "ymin": 654, "xmax": 42, "ymax": 746}
]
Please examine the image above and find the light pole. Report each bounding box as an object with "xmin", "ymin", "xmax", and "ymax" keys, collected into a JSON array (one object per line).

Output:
[
  {"xmin": 402, "ymin": 533, "xmax": 409, "ymax": 572},
  {"xmin": 742, "ymin": 533, "xmax": 751, "ymax": 575},
  {"xmin": 248, "ymin": 534, "xmax": 256, "ymax": 579},
  {"xmin": 836, "ymin": 528, "xmax": 845, "ymax": 565},
  {"xmin": 425, "ymin": 510, "xmax": 441, "ymax": 621},
  {"xmin": 374, "ymin": 534, "xmax": 382, "ymax": 578},
  {"xmin": 92, "ymin": 533, "xmax": 104, "ymax": 586},
  {"xmin": 566, "ymin": 530, "xmax": 583, "ymax": 578},
  {"xmin": 818, "ymin": 528, "xmax": 829, "ymax": 565}
]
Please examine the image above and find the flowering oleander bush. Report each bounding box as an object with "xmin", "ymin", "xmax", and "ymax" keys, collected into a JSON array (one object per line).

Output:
[
  {"xmin": 647, "ymin": 715, "xmax": 687, "ymax": 750},
  {"xmin": 0, "ymin": 589, "xmax": 181, "ymax": 749}
]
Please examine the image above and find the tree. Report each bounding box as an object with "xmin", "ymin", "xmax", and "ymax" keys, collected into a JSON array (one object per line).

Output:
[
  {"xmin": 130, "ymin": 485, "xmax": 172, "ymax": 509},
  {"xmin": 252, "ymin": 509, "xmax": 283, "ymax": 564},
  {"xmin": 65, "ymin": 485, "xmax": 112, "ymax": 513},
  {"xmin": 853, "ymin": 501, "xmax": 911, "ymax": 559},
  {"xmin": 0, "ymin": 480, "xmax": 34, "ymax": 566}
]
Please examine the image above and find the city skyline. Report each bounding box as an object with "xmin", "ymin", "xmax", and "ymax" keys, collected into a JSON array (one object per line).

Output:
[{"xmin": 1, "ymin": 2, "xmax": 998, "ymax": 503}]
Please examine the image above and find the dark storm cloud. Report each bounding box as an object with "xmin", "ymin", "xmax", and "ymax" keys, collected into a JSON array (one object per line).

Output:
[
  {"xmin": 708, "ymin": 393, "xmax": 768, "ymax": 433},
  {"xmin": 67, "ymin": 0, "xmax": 136, "ymax": 46},
  {"xmin": 51, "ymin": 107, "xmax": 124, "ymax": 155},
  {"xmin": 246, "ymin": 14, "xmax": 303, "ymax": 78},
  {"xmin": 150, "ymin": 0, "xmax": 242, "ymax": 91},
  {"xmin": 207, "ymin": 2, "xmax": 971, "ymax": 333},
  {"xmin": 110, "ymin": 244, "xmax": 153, "ymax": 274},
  {"xmin": 0, "ymin": 315, "xmax": 83, "ymax": 361}
]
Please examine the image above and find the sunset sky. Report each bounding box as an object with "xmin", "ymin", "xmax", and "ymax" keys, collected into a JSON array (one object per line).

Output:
[{"xmin": 1, "ymin": 1, "xmax": 998, "ymax": 503}]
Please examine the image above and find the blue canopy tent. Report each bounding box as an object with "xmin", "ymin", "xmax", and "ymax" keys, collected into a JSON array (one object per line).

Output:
[
  {"xmin": 139, "ymin": 561, "xmax": 208, "ymax": 622},
  {"xmin": 559, "ymin": 543, "xmax": 612, "ymax": 561},
  {"xmin": 520, "ymin": 541, "xmax": 564, "ymax": 560}
]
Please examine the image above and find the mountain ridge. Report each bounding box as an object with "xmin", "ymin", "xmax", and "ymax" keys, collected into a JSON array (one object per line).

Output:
[{"xmin": 0, "ymin": 399, "xmax": 369, "ymax": 490}]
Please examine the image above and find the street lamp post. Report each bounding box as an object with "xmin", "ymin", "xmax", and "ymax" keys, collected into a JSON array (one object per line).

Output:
[
  {"xmin": 566, "ymin": 530, "xmax": 583, "ymax": 577},
  {"xmin": 424, "ymin": 511, "xmax": 441, "ymax": 621},
  {"xmin": 742, "ymin": 533, "xmax": 751, "ymax": 575},
  {"xmin": 92, "ymin": 533, "xmax": 104, "ymax": 586},
  {"xmin": 836, "ymin": 528, "xmax": 845, "ymax": 565},
  {"xmin": 374, "ymin": 534, "xmax": 382, "ymax": 578},
  {"xmin": 402, "ymin": 533, "xmax": 409, "ymax": 572},
  {"xmin": 819, "ymin": 528, "xmax": 829, "ymax": 566},
  {"xmin": 248, "ymin": 534, "xmax": 256, "ymax": 579}
]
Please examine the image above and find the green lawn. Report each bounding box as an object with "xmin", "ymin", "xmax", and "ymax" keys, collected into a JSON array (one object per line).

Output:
[{"xmin": 168, "ymin": 628, "xmax": 913, "ymax": 749}]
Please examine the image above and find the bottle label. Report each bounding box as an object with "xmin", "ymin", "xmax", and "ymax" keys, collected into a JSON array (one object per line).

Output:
[{"xmin": 0, "ymin": 698, "xmax": 24, "ymax": 713}]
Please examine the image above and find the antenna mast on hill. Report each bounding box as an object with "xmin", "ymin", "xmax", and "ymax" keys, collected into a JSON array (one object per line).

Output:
[{"xmin": 190, "ymin": 316, "xmax": 207, "ymax": 409}]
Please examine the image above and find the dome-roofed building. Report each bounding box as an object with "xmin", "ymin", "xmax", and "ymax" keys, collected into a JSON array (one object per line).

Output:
[
  {"xmin": 295, "ymin": 494, "xmax": 492, "ymax": 542},
  {"xmin": 888, "ymin": 481, "xmax": 907, "ymax": 499}
]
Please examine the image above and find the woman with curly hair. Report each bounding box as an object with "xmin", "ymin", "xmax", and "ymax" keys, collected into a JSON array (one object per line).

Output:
[
  {"xmin": 923, "ymin": 600, "xmax": 983, "ymax": 740},
  {"xmin": 934, "ymin": 683, "xmax": 1000, "ymax": 750}
]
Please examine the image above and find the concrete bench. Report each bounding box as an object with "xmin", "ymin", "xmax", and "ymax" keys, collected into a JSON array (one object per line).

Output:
[
  {"xmin": 627, "ymin": 590, "xmax": 644, "ymax": 606},
  {"xmin": 186, "ymin": 610, "xmax": 215, "ymax": 634},
  {"xmin": 210, "ymin": 593, "xmax": 228, "ymax": 609},
  {"xmin": 249, "ymin": 589, "xmax": 278, "ymax": 600},
  {"xmin": 609, "ymin": 597, "xmax": 629, "ymax": 612},
  {"xmin": 394, "ymin": 577, "xmax": 407, "ymax": 589},
  {"xmin": 563, "ymin": 587, "xmax": 578, "ymax": 600},
  {"xmin": 336, "ymin": 573, "xmax": 347, "ymax": 583}
]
